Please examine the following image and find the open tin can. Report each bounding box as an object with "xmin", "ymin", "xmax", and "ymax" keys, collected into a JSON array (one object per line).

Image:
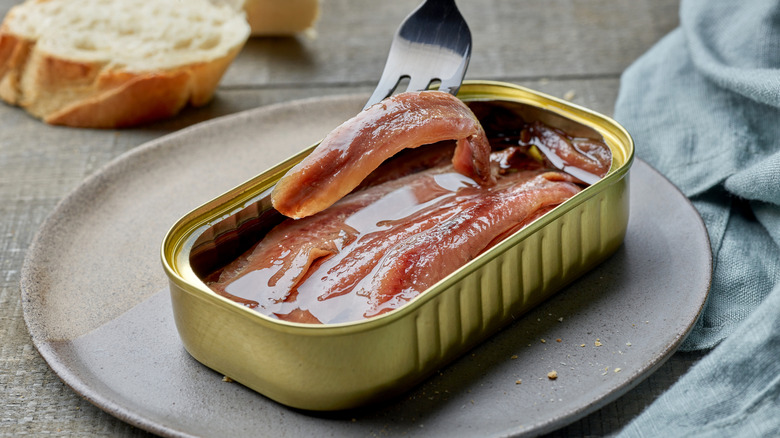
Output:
[{"xmin": 161, "ymin": 81, "xmax": 634, "ymax": 411}]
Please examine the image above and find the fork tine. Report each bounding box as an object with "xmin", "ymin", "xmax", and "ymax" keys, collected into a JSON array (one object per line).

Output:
[
  {"xmin": 363, "ymin": 41, "xmax": 407, "ymax": 110},
  {"xmin": 364, "ymin": 75, "xmax": 401, "ymax": 110},
  {"xmin": 406, "ymin": 76, "xmax": 436, "ymax": 94},
  {"xmin": 436, "ymin": 57, "xmax": 470, "ymax": 95}
]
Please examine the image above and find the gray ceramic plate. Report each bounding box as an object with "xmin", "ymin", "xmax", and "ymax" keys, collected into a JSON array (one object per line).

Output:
[{"xmin": 21, "ymin": 94, "xmax": 711, "ymax": 437}]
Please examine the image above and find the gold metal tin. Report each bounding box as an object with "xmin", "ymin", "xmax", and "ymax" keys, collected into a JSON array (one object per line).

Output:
[{"xmin": 161, "ymin": 81, "xmax": 634, "ymax": 411}]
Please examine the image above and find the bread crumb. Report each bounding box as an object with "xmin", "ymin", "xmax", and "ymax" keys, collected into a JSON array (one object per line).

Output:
[
  {"xmin": 594, "ymin": 339, "xmax": 603, "ymax": 347},
  {"xmin": 580, "ymin": 344, "xmax": 586, "ymax": 347},
  {"xmin": 614, "ymin": 368, "xmax": 622, "ymax": 373},
  {"xmin": 222, "ymin": 376, "xmax": 233, "ymax": 382},
  {"xmin": 547, "ymin": 371, "xmax": 558, "ymax": 380},
  {"xmin": 515, "ymin": 379, "xmax": 522, "ymax": 385},
  {"xmin": 563, "ymin": 90, "xmax": 576, "ymax": 101},
  {"xmin": 556, "ymin": 338, "xmax": 562, "ymax": 343},
  {"xmin": 558, "ymin": 317, "xmax": 564, "ymax": 322},
  {"xmin": 540, "ymin": 339, "xmax": 547, "ymax": 344},
  {"xmin": 511, "ymin": 354, "xmax": 518, "ymax": 360},
  {"xmin": 626, "ymin": 342, "xmax": 632, "ymax": 346}
]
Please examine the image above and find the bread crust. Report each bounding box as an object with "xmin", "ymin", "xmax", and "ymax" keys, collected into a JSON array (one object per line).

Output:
[
  {"xmin": 0, "ymin": 1, "xmax": 249, "ymax": 128},
  {"xmin": 0, "ymin": 33, "xmax": 33, "ymax": 105},
  {"xmin": 42, "ymin": 46, "xmax": 242, "ymax": 128}
]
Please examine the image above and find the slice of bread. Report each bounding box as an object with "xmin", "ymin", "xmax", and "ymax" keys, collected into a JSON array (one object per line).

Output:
[{"xmin": 0, "ymin": 0, "xmax": 250, "ymax": 128}]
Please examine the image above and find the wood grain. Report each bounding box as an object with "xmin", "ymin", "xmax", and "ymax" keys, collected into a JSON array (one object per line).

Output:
[{"xmin": 0, "ymin": 0, "xmax": 688, "ymax": 436}]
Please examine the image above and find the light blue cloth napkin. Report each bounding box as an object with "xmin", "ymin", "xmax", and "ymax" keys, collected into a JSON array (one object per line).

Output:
[{"xmin": 613, "ymin": 0, "xmax": 780, "ymax": 435}]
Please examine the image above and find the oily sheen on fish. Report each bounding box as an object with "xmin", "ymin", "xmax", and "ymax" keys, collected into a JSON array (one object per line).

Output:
[
  {"xmin": 208, "ymin": 161, "xmax": 462, "ymax": 310},
  {"xmin": 207, "ymin": 96, "xmax": 614, "ymax": 324},
  {"xmin": 361, "ymin": 171, "xmax": 580, "ymax": 318},
  {"xmin": 209, "ymin": 147, "xmax": 583, "ymax": 324},
  {"xmin": 271, "ymin": 91, "xmax": 495, "ymax": 219},
  {"xmin": 520, "ymin": 121, "xmax": 612, "ymax": 182}
]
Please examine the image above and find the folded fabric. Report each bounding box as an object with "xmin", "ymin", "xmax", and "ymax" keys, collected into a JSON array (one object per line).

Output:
[
  {"xmin": 613, "ymin": 0, "xmax": 780, "ymax": 435},
  {"xmin": 619, "ymin": 282, "xmax": 780, "ymax": 437},
  {"xmin": 614, "ymin": 0, "xmax": 780, "ymax": 351}
]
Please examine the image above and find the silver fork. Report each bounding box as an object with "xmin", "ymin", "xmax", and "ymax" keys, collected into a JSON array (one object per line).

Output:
[{"xmin": 363, "ymin": 0, "xmax": 472, "ymax": 110}]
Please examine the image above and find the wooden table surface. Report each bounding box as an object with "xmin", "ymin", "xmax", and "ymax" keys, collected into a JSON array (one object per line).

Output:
[{"xmin": 0, "ymin": 0, "xmax": 704, "ymax": 436}]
